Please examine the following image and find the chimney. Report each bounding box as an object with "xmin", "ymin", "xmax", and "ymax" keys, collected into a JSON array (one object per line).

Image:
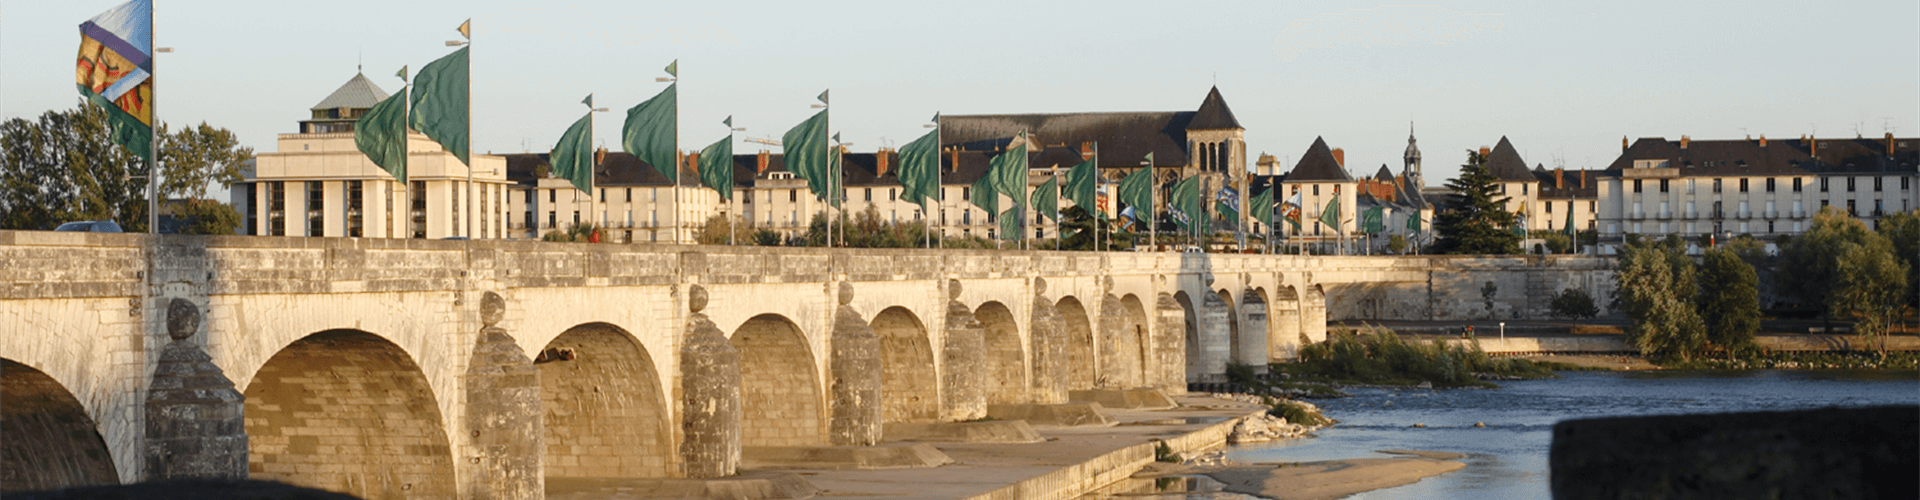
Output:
[
  {"xmin": 1759, "ymin": 135, "xmax": 1767, "ymax": 148},
  {"xmin": 1331, "ymin": 148, "xmax": 1345, "ymax": 167},
  {"xmin": 756, "ymin": 150, "xmax": 770, "ymax": 174},
  {"xmin": 1888, "ymin": 132, "xmax": 1897, "ymax": 157},
  {"xmin": 1080, "ymin": 142, "xmax": 1094, "ymax": 160},
  {"xmin": 1811, "ymin": 137, "xmax": 1818, "ymax": 157},
  {"xmin": 1555, "ymin": 168, "xmax": 1565, "ymax": 189},
  {"xmin": 876, "ymin": 148, "xmax": 891, "ymax": 177},
  {"xmin": 1478, "ymin": 146, "xmax": 1490, "ymax": 158},
  {"xmin": 594, "ymin": 147, "xmax": 607, "ymax": 165},
  {"xmin": 1622, "ymin": 136, "xmax": 1628, "ymax": 152},
  {"xmin": 685, "ymin": 152, "xmax": 700, "ymax": 176},
  {"xmin": 1680, "ymin": 135, "xmax": 1689, "ymax": 149},
  {"xmin": 949, "ymin": 148, "xmax": 961, "ymax": 173}
]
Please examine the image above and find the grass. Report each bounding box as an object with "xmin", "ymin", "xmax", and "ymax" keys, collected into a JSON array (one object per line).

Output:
[
  {"xmin": 1269, "ymin": 400, "xmax": 1331, "ymax": 427},
  {"xmin": 1661, "ymin": 350, "xmax": 1918, "ymax": 371},
  {"xmin": 1272, "ymin": 326, "xmax": 1571, "ymax": 388}
]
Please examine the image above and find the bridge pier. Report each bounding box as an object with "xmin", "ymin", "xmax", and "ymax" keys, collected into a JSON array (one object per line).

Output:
[
  {"xmin": 828, "ymin": 282, "xmax": 883, "ymax": 446},
  {"xmin": 142, "ymin": 298, "xmax": 247, "ymax": 482},
  {"xmin": 1153, "ymin": 291, "xmax": 1187, "ymax": 389},
  {"xmin": 462, "ymin": 292, "xmax": 543, "ymax": 499},
  {"xmin": 680, "ymin": 285, "xmax": 742, "ymax": 478},
  {"xmin": 1027, "ymin": 279, "xmax": 1067, "ymax": 404},
  {"xmin": 1269, "ymin": 287, "xmax": 1303, "ymax": 361},
  {"xmin": 940, "ymin": 280, "xmax": 986, "ymax": 421}
]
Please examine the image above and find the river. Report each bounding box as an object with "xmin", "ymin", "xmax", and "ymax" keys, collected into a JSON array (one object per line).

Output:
[{"xmin": 1096, "ymin": 369, "xmax": 1918, "ymax": 499}]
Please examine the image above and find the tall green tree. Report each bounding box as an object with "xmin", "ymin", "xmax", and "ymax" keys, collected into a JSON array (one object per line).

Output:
[
  {"xmin": 1697, "ymin": 246, "xmax": 1761, "ymax": 354},
  {"xmin": 1, "ymin": 105, "xmax": 148, "ymax": 231},
  {"xmin": 1431, "ymin": 149, "xmax": 1519, "ymax": 254},
  {"xmin": 1617, "ymin": 238, "xmax": 1707, "ymax": 361},
  {"xmin": 1834, "ymin": 240, "xmax": 1908, "ymax": 353},
  {"xmin": 1875, "ymin": 210, "xmax": 1920, "ymax": 309},
  {"xmin": 1778, "ymin": 207, "xmax": 1907, "ymax": 327},
  {"xmin": 158, "ymin": 122, "xmax": 252, "ymax": 199}
]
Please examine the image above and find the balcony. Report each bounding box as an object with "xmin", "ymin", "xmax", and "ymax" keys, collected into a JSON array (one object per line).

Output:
[
  {"xmin": 1627, "ymin": 211, "xmax": 1646, "ymax": 220},
  {"xmin": 1655, "ymin": 210, "xmax": 1672, "ymax": 219},
  {"xmin": 1737, "ymin": 211, "xmax": 1751, "ymax": 220},
  {"xmin": 1764, "ymin": 210, "xmax": 1778, "ymax": 219}
]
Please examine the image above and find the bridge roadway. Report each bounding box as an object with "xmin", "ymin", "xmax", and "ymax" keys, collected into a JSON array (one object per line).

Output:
[{"xmin": 0, "ymin": 231, "xmax": 1438, "ymax": 498}]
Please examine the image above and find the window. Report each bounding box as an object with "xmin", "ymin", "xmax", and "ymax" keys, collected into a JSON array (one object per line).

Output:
[
  {"xmin": 1846, "ymin": 200, "xmax": 1856, "ymax": 216},
  {"xmin": 451, "ymin": 185, "xmax": 459, "ymax": 238},
  {"xmin": 625, "ymin": 188, "xmax": 632, "ymax": 203},
  {"xmin": 1792, "ymin": 178, "xmax": 1802, "ymax": 192},
  {"xmin": 1874, "ymin": 176, "xmax": 1883, "ymax": 191},
  {"xmin": 347, "ymin": 180, "xmax": 364, "ymax": 238},
  {"xmin": 599, "ymin": 189, "xmax": 606, "ymax": 202},
  {"xmin": 1632, "ymin": 180, "xmax": 1642, "ymax": 193},
  {"xmin": 1765, "ymin": 178, "xmax": 1775, "ymax": 192},
  {"xmin": 962, "ymin": 187, "xmax": 971, "ymax": 201},
  {"xmin": 1739, "ymin": 179, "xmax": 1748, "ymax": 192},
  {"xmin": 889, "ymin": 188, "xmax": 897, "ymax": 201},
  {"xmin": 1847, "ymin": 177, "xmax": 1856, "ymax": 192},
  {"xmin": 1522, "ymin": 184, "xmax": 1529, "ymax": 195},
  {"xmin": 1820, "ymin": 177, "xmax": 1829, "ymax": 192},
  {"xmin": 548, "ymin": 189, "xmax": 556, "ymax": 203},
  {"xmin": 1712, "ymin": 179, "xmax": 1722, "ymax": 193},
  {"xmin": 864, "ymin": 188, "xmax": 871, "ymax": 202},
  {"xmin": 269, "ymin": 181, "xmax": 286, "ymax": 236},
  {"xmin": 1313, "ymin": 185, "xmax": 1320, "ymax": 196},
  {"xmin": 1903, "ymin": 177, "xmax": 1911, "ymax": 190},
  {"xmin": 307, "ymin": 181, "xmax": 325, "ymax": 237},
  {"xmin": 1658, "ymin": 179, "xmax": 1668, "ymax": 193},
  {"xmin": 411, "ymin": 181, "xmax": 427, "ymax": 238}
]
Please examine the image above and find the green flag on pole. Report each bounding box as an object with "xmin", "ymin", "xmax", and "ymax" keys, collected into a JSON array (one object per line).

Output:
[
  {"xmin": 1318, "ymin": 196, "xmax": 1340, "ymax": 230},
  {"xmin": 1118, "ymin": 163, "xmax": 1153, "ymax": 225},
  {"xmin": 355, "ymin": 75, "xmax": 410, "ymax": 183},
  {"xmin": 1250, "ymin": 186, "xmax": 1273, "ymax": 228},
  {"xmin": 408, "ymin": 46, "xmax": 470, "ymax": 166},
  {"xmin": 970, "ymin": 170, "xmax": 998, "ymax": 218},
  {"xmin": 897, "ymin": 127, "xmax": 940, "ymax": 206},
  {"xmin": 1361, "ymin": 204, "xmax": 1384, "ymax": 233},
  {"xmin": 782, "ymin": 109, "xmax": 832, "ymax": 203},
  {"xmin": 1032, "ymin": 177, "xmax": 1058, "ymax": 222},
  {"xmin": 1169, "ymin": 175, "xmax": 1199, "ymax": 232},
  {"xmin": 1563, "ymin": 202, "xmax": 1576, "ymax": 238},
  {"xmin": 550, "ymin": 112, "xmax": 594, "ymax": 193},
  {"xmin": 699, "ymin": 134, "xmax": 733, "ymax": 201},
  {"xmin": 999, "ymin": 208, "xmax": 1021, "ymax": 241},
  {"xmin": 987, "ymin": 133, "xmax": 1028, "ymax": 208},
  {"xmin": 1408, "ymin": 211, "xmax": 1422, "ymax": 232},
  {"xmin": 665, "ymin": 59, "xmax": 677, "ymax": 77},
  {"xmin": 1063, "ymin": 158, "xmax": 1096, "ymax": 214},
  {"xmin": 623, "ymin": 83, "xmax": 677, "ymax": 182}
]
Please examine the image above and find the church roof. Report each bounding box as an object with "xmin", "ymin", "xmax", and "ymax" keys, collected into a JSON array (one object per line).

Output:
[
  {"xmin": 311, "ymin": 72, "xmax": 390, "ymax": 111},
  {"xmin": 1373, "ymin": 164, "xmax": 1395, "ymax": 182},
  {"xmin": 1187, "ymin": 86, "xmax": 1242, "ymax": 130},
  {"xmin": 1485, "ymin": 136, "xmax": 1537, "ymax": 182},
  {"xmin": 1285, "ymin": 137, "xmax": 1354, "ymax": 182},
  {"xmin": 939, "ymin": 112, "xmax": 1192, "ymax": 169}
]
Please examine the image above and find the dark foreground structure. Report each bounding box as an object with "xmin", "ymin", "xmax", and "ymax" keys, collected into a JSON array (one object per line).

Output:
[{"xmin": 1551, "ymin": 405, "xmax": 1918, "ymax": 499}]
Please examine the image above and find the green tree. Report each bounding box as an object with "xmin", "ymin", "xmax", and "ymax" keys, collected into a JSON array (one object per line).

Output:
[
  {"xmin": 1549, "ymin": 288, "xmax": 1600, "ymax": 320},
  {"xmin": 1480, "ymin": 281, "xmax": 1499, "ymax": 320},
  {"xmin": 1617, "ymin": 239, "xmax": 1707, "ymax": 361},
  {"xmin": 1054, "ymin": 206, "xmax": 1134, "ymax": 251},
  {"xmin": 173, "ymin": 198, "xmax": 243, "ymax": 235},
  {"xmin": 1833, "ymin": 237, "xmax": 1909, "ymax": 353},
  {"xmin": 1779, "ymin": 207, "xmax": 1894, "ymax": 322},
  {"xmin": 1, "ymin": 105, "xmax": 149, "ymax": 231},
  {"xmin": 1697, "ymin": 247, "xmax": 1761, "ymax": 355},
  {"xmin": 157, "ymin": 122, "xmax": 252, "ymax": 199},
  {"xmin": 1876, "ymin": 210, "xmax": 1920, "ymax": 309},
  {"xmin": 1386, "ymin": 234, "xmax": 1408, "ymax": 254},
  {"xmin": 751, "ymin": 228, "xmax": 783, "ymax": 246},
  {"xmin": 696, "ymin": 213, "xmax": 742, "ymax": 245},
  {"xmin": 1431, "ymin": 149, "xmax": 1520, "ymax": 254}
]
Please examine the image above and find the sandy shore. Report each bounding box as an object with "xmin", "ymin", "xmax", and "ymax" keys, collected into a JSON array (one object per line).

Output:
[
  {"xmin": 1520, "ymin": 353, "xmax": 1659, "ymax": 370},
  {"xmin": 1191, "ymin": 450, "xmax": 1466, "ymax": 500}
]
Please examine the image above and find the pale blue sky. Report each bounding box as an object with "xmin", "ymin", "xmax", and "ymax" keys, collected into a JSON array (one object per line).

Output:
[{"xmin": 5, "ymin": 0, "xmax": 1916, "ymax": 188}]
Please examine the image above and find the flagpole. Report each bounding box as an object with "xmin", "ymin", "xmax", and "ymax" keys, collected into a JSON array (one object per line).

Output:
[
  {"xmin": 1146, "ymin": 155, "xmax": 1156, "ymax": 251},
  {"xmin": 1094, "ymin": 142, "xmax": 1101, "ymax": 253},
  {"xmin": 147, "ymin": 5, "xmax": 158, "ymax": 235},
  {"xmin": 673, "ymin": 71, "xmax": 681, "ymax": 245}
]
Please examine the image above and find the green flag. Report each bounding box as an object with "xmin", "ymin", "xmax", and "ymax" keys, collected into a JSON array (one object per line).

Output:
[
  {"xmin": 782, "ymin": 109, "xmax": 831, "ymax": 203},
  {"xmin": 623, "ymin": 83, "xmax": 677, "ymax": 182},
  {"xmin": 699, "ymin": 135, "xmax": 733, "ymax": 201},
  {"xmin": 1215, "ymin": 200, "xmax": 1237, "ymax": 224},
  {"xmin": 1361, "ymin": 204, "xmax": 1384, "ymax": 233},
  {"xmin": 897, "ymin": 127, "xmax": 940, "ymax": 207},
  {"xmin": 970, "ymin": 171, "xmax": 998, "ymax": 214},
  {"xmin": 1409, "ymin": 211, "xmax": 1422, "ymax": 233},
  {"xmin": 1119, "ymin": 163, "xmax": 1153, "ymax": 223},
  {"xmin": 1063, "ymin": 158, "xmax": 1096, "ymax": 214},
  {"xmin": 408, "ymin": 46, "xmax": 470, "ymax": 166},
  {"xmin": 1563, "ymin": 202, "xmax": 1576, "ymax": 238},
  {"xmin": 1251, "ymin": 186, "xmax": 1274, "ymax": 228},
  {"xmin": 550, "ymin": 112, "xmax": 594, "ymax": 193},
  {"xmin": 1318, "ymin": 196, "xmax": 1340, "ymax": 231},
  {"xmin": 665, "ymin": 59, "xmax": 677, "ymax": 77},
  {"xmin": 1032, "ymin": 177, "xmax": 1059, "ymax": 222},
  {"xmin": 355, "ymin": 84, "xmax": 410, "ymax": 183},
  {"xmin": 987, "ymin": 133, "xmax": 1028, "ymax": 208},
  {"xmin": 1169, "ymin": 176, "xmax": 1200, "ymax": 232},
  {"xmin": 999, "ymin": 208, "xmax": 1021, "ymax": 241}
]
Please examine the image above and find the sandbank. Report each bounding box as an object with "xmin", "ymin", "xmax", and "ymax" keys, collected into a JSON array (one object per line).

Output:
[{"xmin": 1199, "ymin": 451, "xmax": 1466, "ymax": 500}]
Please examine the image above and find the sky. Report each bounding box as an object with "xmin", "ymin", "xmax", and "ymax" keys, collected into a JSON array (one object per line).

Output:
[{"xmin": 5, "ymin": 0, "xmax": 1917, "ymax": 193}]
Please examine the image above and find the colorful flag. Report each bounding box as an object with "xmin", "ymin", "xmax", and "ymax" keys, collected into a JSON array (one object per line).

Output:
[
  {"xmin": 698, "ymin": 134, "xmax": 733, "ymax": 201},
  {"xmin": 1096, "ymin": 184, "xmax": 1112, "ymax": 218},
  {"xmin": 623, "ymin": 83, "xmax": 677, "ymax": 182},
  {"xmin": 1032, "ymin": 177, "xmax": 1058, "ymax": 222},
  {"xmin": 1280, "ymin": 190, "xmax": 1303, "ymax": 228},
  {"xmin": 550, "ymin": 111, "xmax": 594, "ymax": 193},
  {"xmin": 781, "ymin": 109, "xmax": 832, "ymax": 203},
  {"xmin": 1215, "ymin": 186, "xmax": 1239, "ymax": 228},
  {"xmin": 1118, "ymin": 206, "xmax": 1137, "ymax": 231},
  {"xmin": 896, "ymin": 127, "xmax": 940, "ymax": 207},
  {"xmin": 987, "ymin": 132, "xmax": 1029, "ymax": 208},
  {"xmin": 354, "ymin": 68, "xmax": 409, "ymax": 183},
  {"xmin": 1512, "ymin": 211, "xmax": 1528, "ymax": 237},
  {"xmin": 409, "ymin": 46, "xmax": 470, "ymax": 166},
  {"xmin": 1063, "ymin": 158, "xmax": 1096, "ymax": 214},
  {"xmin": 75, "ymin": 0, "xmax": 154, "ymax": 160}
]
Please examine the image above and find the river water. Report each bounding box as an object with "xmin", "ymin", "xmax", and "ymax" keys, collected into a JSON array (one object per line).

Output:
[{"xmin": 1214, "ymin": 370, "xmax": 1919, "ymax": 499}]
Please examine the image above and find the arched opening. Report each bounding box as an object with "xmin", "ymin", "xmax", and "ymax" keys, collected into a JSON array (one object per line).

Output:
[
  {"xmin": 1119, "ymin": 294, "xmax": 1151, "ymax": 388},
  {"xmin": 1173, "ymin": 291, "xmax": 1198, "ymax": 381},
  {"xmin": 1241, "ymin": 289, "xmax": 1272, "ymax": 368},
  {"xmin": 731, "ymin": 314, "xmax": 824, "ymax": 447},
  {"xmin": 973, "ymin": 302, "xmax": 1026, "ymax": 404},
  {"xmin": 872, "ymin": 307, "xmax": 938, "ymax": 423},
  {"xmin": 1054, "ymin": 297, "xmax": 1096, "ymax": 391},
  {"xmin": 1, "ymin": 359, "xmax": 117, "ymax": 492},
  {"xmin": 1217, "ymin": 289, "xmax": 1239, "ymax": 368},
  {"xmin": 245, "ymin": 330, "xmax": 456, "ymax": 499},
  {"xmin": 539, "ymin": 323, "xmax": 671, "ymax": 479}
]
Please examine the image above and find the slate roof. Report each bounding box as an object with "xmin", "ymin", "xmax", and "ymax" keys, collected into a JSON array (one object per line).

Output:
[
  {"xmin": 1599, "ymin": 136, "xmax": 1919, "ymax": 177},
  {"xmin": 504, "ymin": 150, "xmax": 1002, "ymax": 190},
  {"xmin": 1396, "ymin": 175, "xmax": 1429, "ymax": 210},
  {"xmin": 1285, "ymin": 137, "xmax": 1354, "ymax": 182},
  {"xmin": 1536, "ymin": 168, "xmax": 1598, "ymax": 200},
  {"xmin": 1187, "ymin": 86, "xmax": 1242, "ymax": 130},
  {"xmin": 1484, "ymin": 137, "xmax": 1537, "ymax": 182},
  {"xmin": 311, "ymin": 73, "xmax": 389, "ymax": 110},
  {"xmin": 1373, "ymin": 164, "xmax": 1395, "ymax": 182}
]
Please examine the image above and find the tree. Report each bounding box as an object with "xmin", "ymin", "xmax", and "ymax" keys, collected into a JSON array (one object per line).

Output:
[
  {"xmin": 1386, "ymin": 234, "xmax": 1408, "ymax": 254},
  {"xmin": 157, "ymin": 122, "xmax": 252, "ymax": 199},
  {"xmin": 1833, "ymin": 237, "xmax": 1908, "ymax": 354},
  {"xmin": 1697, "ymin": 247, "xmax": 1760, "ymax": 355},
  {"xmin": 1779, "ymin": 207, "xmax": 1893, "ymax": 321},
  {"xmin": 1549, "ymin": 288, "xmax": 1600, "ymax": 320},
  {"xmin": 174, "ymin": 198, "xmax": 243, "ymax": 235},
  {"xmin": 1, "ymin": 105, "xmax": 149, "ymax": 231},
  {"xmin": 1480, "ymin": 281, "xmax": 1498, "ymax": 320},
  {"xmin": 1617, "ymin": 238, "xmax": 1707, "ymax": 361},
  {"xmin": 1430, "ymin": 149, "xmax": 1520, "ymax": 254},
  {"xmin": 696, "ymin": 213, "xmax": 742, "ymax": 245},
  {"xmin": 1876, "ymin": 210, "xmax": 1920, "ymax": 309}
]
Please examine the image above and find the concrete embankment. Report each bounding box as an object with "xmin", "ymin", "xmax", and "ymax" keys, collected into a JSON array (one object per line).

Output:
[{"xmin": 788, "ymin": 395, "xmax": 1265, "ymax": 500}]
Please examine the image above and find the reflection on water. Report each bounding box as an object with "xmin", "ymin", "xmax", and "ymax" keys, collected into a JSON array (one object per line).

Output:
[{"xmin": 1226, "ymin": 370, "xmax": 1918, "ymax": 499}]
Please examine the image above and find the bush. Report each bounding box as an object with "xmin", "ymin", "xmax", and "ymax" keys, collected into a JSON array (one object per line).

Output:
[
  {"xmin": 1280, "ymin": 326, "xmax": 1565, "ymax": 386},
  {"xmin": 1269, "ymin": 400, "xmax": 1330, "ymax": 427},
  {"xmin": 1549, "ymin": 288, "xmax": 1600, "ymax": 320}
]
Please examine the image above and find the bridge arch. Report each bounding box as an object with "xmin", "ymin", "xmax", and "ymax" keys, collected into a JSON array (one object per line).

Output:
[
  {"xmin": 1216, "ymin": 289, "xmax": 1239, "ymax": 370},
  {"xmin": 1113, "ymin": 294, "xmax": 1150, "ymax": 388},
  {"xmin": 1173, "ymin": 291, "xmax": 1199, "ymax": 381},
  {"xmin": 538, "ymin": 323, "xmax": 672, "ymax": 478},
  {"xmin": 731, "ymin": 314, "xmax": 825, "ymax": 447},
  {"xmin": 1054, "ymin": 297, "xmax": 1096, "ymax": 391},
  {"xmin": 1239, "ymin": 288, "xmax": 1272, "ymax": 368},
  {"xmin": 973, "ymin": 302, "xmax": 1026, "ymax": 404},
  {"xmin": 872, "ymin": 307, "xmax": 938, "ymax": 423},
  {"xmin": 1, "ymin": 358, "xmax": 118, "ymax": 492},
  {"xmin": 244, "ymin": 329, "xmax": 456, "ymax": 499}
]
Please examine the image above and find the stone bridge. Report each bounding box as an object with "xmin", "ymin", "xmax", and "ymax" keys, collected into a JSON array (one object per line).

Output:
[{"xmin": 0, "ymin": 231, "xmax": 1607, "ymax": 498}]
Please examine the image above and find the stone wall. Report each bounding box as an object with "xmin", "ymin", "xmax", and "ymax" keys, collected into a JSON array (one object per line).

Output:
[
  {"xmin": 1, "ymin": 360, "xmax": 119, "ymax": 492},
  {"xmin": 1319, "ymin": 256, "xmax": 1617, "ymax": 322}
]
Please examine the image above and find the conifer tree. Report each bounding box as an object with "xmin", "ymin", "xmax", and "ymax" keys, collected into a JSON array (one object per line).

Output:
[{"xmin": 1430, "ymin": 150, "xmax": 1520, "ymax": 254}]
